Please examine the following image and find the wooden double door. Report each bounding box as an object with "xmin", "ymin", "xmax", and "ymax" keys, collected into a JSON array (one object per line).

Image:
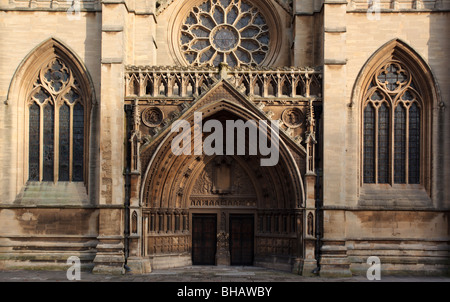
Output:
[
  {"xmin": 192, "ymin": 214, "xmax": 254, "ymax": 266},
  {"xmin": 229, "ymin": 214, "xmax": 254, "ymax": 265}
]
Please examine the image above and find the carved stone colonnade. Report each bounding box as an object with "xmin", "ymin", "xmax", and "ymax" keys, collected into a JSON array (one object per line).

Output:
[{"xmin": 123, "ymin": 65, "xmax": 322, "ymax": 275}]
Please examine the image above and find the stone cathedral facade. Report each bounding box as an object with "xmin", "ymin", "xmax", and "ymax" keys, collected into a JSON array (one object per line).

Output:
[{"xmin": 0, "ymin": 0, "xmax": 449, "ymax": 276}]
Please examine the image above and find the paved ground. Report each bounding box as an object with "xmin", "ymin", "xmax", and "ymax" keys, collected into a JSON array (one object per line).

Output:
[
  {"xmin": 0, "ymin": 265, "xmax": 449, "ymax": 282},
  {"xmin": 1, "ymin": 266, "xmax": 448, "ymax": 301}
]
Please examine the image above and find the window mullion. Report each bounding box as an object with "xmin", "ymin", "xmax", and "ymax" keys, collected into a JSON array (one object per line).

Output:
[
  {"xmin": 390, "ymin": 104, "xmax": 394, "ymax": 186},
  {"xmin": 405, "ymin": 105, "xmax": 410, "ymax": 185},
  {"xmin": 69, "ymin": 104, "xmax": 74, "ymax": 182},
  {"xmin": 374, "ymin": 105, "xmax": 379, "ymax": 184},
  {"xmin": 361, "ymin": 105, "xmax": 365, "ymax": 186},
  {"xmin": 39, "ymin": 103, "xmax": 44, "ymax": 182}
]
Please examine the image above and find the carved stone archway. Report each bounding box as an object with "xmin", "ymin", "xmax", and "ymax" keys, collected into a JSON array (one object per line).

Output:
[
  {"xmin": 134, "ymin": 93, "xmax": 306, "ymax": 270},
  {"xmin": 124, "ymin": 76, "xmax": 319, "ymax": 274}
]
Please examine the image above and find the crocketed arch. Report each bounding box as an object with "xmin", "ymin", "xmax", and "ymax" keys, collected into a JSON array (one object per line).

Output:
[
  {"xmin": 140, "ymin": 99, "xmax": 305, "ymax": 211},
  {"xmin": 7, "ymin": 37, "xmax": 95, "ymax": 188},
  {"xmin": 353, "ymin": 39, "xmax": 440, "ymax": 193}
]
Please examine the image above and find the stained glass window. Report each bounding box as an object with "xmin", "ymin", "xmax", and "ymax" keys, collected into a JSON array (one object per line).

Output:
[
  {"xmin": 180, "ymin": 0, "xmax": 270, "ymax": 67},
  {"xmin": 408, "ymin": 103, "xmax": 420, "ymax": 184},
  {"xmin": 59, "ymin": 104, "xmax": 70, "ymax": 181},
  {"xmin": 28, "ymin": 57, "xmax": 85, "ymax": 183},
  {"xmin": 73, "ymin": 103, "xmax": 84, "ymax": 182},
  {"xmin": 363, "ymin": 61, "xmax": 423, "ymax": 186},
  {"xmin": 29, "ymin": 104, "xmax": 40, "ymax": 181},
  {"xmin": 394, "ymin": 105, "xmax": 406, "ymax": 184},
  {"xmin": 377, "ymin": 103, "xmax": 389, "ymax": 184},
  {"xmin": 377, "ymin": 63, "xmax": 407, "ymax": 91},
  {"xmin": 363, "ymin": 104, "xmax": 375, "ymax": 183},
  {"xmin": 43, "ymin": 104, "xmax": 54, "ymax": 181}
]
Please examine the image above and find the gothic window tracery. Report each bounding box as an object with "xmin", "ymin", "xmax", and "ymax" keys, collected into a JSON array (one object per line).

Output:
[
  {"xmin": 28, "ymin": 57, "xmax": 85, "ymax": 182},
  {"xmin": 180, "ymin": 0, "xmax": 270, "ymax": 67},
  {"xmin": 363, "ymin": 61, "xmax": 422, "ymax": 185}
]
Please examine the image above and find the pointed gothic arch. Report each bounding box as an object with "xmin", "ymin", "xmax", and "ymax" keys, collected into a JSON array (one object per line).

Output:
[
  {"xmin": 137, "ymin": 88, "xmax": 307, "ymax": 269},
  {"xmin": 140, "ymin": 97, "xmax": 305, "ymax": 210},
  {"xmin": 353, "ymin": 39, "xmax": 440, "ymax": 195},
  {"xmin": 7, "ymin": 37, "xmax": 96, "ymax": 195}
]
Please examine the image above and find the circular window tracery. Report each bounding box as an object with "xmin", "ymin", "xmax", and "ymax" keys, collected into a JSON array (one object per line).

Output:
[
  {"xmin": 375, "ymin": 62, "xmax": 410, "ymax": 93},
  {"xmin": 211, "ymin": 25, "xmax": 240, "ymax": 52},
  {"xmin": 180, "ymin": 0, "xmax": 270, "ymax": 67}
]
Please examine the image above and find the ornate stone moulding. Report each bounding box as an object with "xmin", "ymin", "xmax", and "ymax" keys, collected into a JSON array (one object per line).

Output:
[
  {"xmin": 5, "ymin": 0, "xmax": 99, "ymax": 11},
  {"xmin": 347, "ymin": 0, "xmax": 446, "ymax": 11},
  {"xmin": 168, "ymin": 0, "xmax": 283, "ymax": 68},
  {"xmin": 282, "ymin": 108, "xmax": 304, "ymax": 129},
  {"xmin": 124, "ymin": 65, "xmax": 323, "ymax": 104},
  {"xmin": 124, "ymin": 65, "xmax": 219, "ymax": 72},
  {"xmin": 141, "ymin": 107, "xmax": 164, "ymax": 127},
  {"xmin": 124, "ymin": 65, "xmax": 322, "ymax": 73},
  {"xmin": 156, "ymin": 0, "xmax": 294, "ymax": 15}
]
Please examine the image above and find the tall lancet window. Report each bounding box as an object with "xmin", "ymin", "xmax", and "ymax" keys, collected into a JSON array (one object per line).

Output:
[
  {"xmin": 28, "ymin": 58, "xmax": 85, "ymax": 182},
  {"xmin": 363, "ymin": 61, "xmax": 423, "ymax": 185}
]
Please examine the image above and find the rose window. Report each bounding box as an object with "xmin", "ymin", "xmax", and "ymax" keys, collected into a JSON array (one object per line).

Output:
[{"xmin": 180, "ymin": 0, "xmax": 270, "ymax": 67}]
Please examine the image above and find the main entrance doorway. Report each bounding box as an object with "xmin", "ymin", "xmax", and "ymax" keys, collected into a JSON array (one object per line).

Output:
[
  {"xmin": 192, "ymin": 214, "xmax": 217, "ymax": 265},
  {"xmin": 229, "ymin": 214, "xmax": 254, "ymax": 265},
  {"xmin": 137, "ymin": 87, "xmax": 308, "ymax": 272}
]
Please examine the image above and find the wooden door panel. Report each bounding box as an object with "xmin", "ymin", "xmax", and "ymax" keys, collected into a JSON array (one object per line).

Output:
[
  {"xmin": 230, "ymin": 215, "xmax": 254, "ymax": 265},
  {"xmin": 192, "ymin": 215, "xmax": 217, "ymax": 265}
]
